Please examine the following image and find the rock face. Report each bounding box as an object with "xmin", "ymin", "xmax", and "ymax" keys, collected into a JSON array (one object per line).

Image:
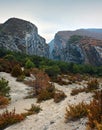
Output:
[
  {"xmin": 0, "ymin": 18, "xmax": 49, "ymax": 58},
  {"xmin": 49, "ymin": 29, "xmax": 102, "ymax": 66}
]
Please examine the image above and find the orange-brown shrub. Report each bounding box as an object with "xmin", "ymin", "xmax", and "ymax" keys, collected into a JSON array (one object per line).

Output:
[
  {"xmin": 37, "ymin": 85, "xmax": 55, "ymax": 102},
  {"xmin": 54, "ymin": 90, "xmax": 66, "ymax": 103},
  {"xmin": 86, "ymin": 78, "xmax": 99, "ymax": 92},
  {"xmin": 0, "ymin": 59, "xmax": 12, "ymax": 73},
  {"xmin": 11, "ymin": 64, "xmax": 23, "ymax": 77},
  {"xmin": 71, "ymin": 87, "xmax": 86, "ymax": 96},
  {"xmin": 87, "ymin": 99, "xmax": 102, "ymax": 129},
  {"xmin": 71, "ymin": 79, "xmax": 100, "ymax": 96},
  {"xmin": 93, "ymin": 90, "xmax": 102, "ymax": 100},
  {"xmin": 54, "ymin": 77, "xmax": 70, "ymax": 85},
  {"xmin": 0, "ymin": 96, "xmax": 9, "ymax": 108},
  {"xmin": 65, "ymin": 102, "xmax": 88, "ymax": 122},
  {"xmin": 0, "ymin": 109, "xmax": 25, "ymax": 130},
  {"xmin": 23, "ymin": 68, "xmax": 30, "ymax": 77}
]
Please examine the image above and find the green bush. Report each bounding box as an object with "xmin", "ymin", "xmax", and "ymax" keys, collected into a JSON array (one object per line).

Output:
[
  {"xmin": 25, "ymin": 59, "xmax": 35, "ymax": 69},
  {"xmin": 45, "ymin": 65, "xmax": 60, "ymax": 78},
  {"xmin": 0, "ymin": 78, "xmax": 10, "ymax": 97}
]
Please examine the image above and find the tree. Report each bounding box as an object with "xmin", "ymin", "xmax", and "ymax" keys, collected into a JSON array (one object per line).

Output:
[
  {"xmin": 0, "ymin": 78, "xmax": 10, "ymax": 97},
  {"xmin": 25, "ymin": 59, "xmax": 35, "ymax": 69}
]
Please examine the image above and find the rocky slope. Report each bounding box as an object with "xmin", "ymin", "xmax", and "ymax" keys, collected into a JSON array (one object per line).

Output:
[
  {"xmin": 0, "ymin": 72, "xmax": 94, "ymax": 130},
  {"xmin": 0, "ymin": 18, "xmax": 49, "ymax": 58},
  {"xmin": 49, "ymin": 29, "xmax": 102, "ymax": 66}
]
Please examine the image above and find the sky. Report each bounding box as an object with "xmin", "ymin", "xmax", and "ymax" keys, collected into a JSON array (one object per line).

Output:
[{"xmin": 0, "ymin": 0, "xmax": 102, "ymax": 43}]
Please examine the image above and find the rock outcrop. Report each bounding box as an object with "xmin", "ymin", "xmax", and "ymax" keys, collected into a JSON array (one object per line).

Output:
[
  {"xmin": 49, "ymin": 29, "xmax": 102, "ymax": 66},
  {"xmin": 0, "ymin": 18, "xmax": 49, "ymax": 58}
]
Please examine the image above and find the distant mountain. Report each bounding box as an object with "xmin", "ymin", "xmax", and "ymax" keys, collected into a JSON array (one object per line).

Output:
[
  {"xmin": 49, "ymin": 29, "xmax": 102, "ymax": 66},
  {"xmin": 0, "ymin": 18, "xmax": 49, "ymax": 58}
]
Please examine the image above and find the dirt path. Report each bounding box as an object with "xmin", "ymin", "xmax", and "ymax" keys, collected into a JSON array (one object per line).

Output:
[{"xmin": 0, "ymin": 72, "xmax": 93, "ymax": 130}]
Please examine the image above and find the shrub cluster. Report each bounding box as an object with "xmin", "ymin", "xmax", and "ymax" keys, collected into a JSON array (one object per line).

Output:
[
  {"xmin": 54, "ymin": 90, "xmax": 66, "ymax": 103},
  {"xmin": 87, "ymin": 95, "xmax": 102, "ymax": 129},
  {"xmin": 11, "ymin": 64, "xmax": 23, "ymax": 77},
  {"xmin": 66, "ymin": 89, "xmax": 102, "ymax": 130},
  {"xmin": 0, "ymin": 109, "xmax": 25, "ymax": 130},
  {"xmin": 71, "ymin": 78, "xmax": 99, "ymax": 96},
  {"xmin": 0, "ymin": 96, "xmax": 9, "ymax": 108},
  {"xmin": 65, "ymin": 102, "xmax": 88, "ymax": 122}
]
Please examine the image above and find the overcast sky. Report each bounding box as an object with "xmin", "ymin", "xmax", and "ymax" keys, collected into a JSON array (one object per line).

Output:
[{"xmin": 0, "ymin": 0, "xmax": 102, "ymax": 42}]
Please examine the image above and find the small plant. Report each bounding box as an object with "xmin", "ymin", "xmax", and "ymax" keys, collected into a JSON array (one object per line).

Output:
[
  {"xmin": 54, "ymin": 90, "xmax": 66, "ymax": 103},
  {"xmin": 71, "ymin": 87, "xmax": 85, "ymax": 96},
  {"xmin": 37, "ymin": 88, "xmax": 54, "ymax": 102},
  {"xmin": 23, "ymin": 68, "xmax": 30, "ymax": 77},
  {"xmin": 0, "ymin": 109, "xmax": 25, "ymax": 130},
  {"xmin": 0, "ymin": 78, "xmax": 10, "ymax": 97},
  {"xmin": 65, "ymin": 102, "xmax": 88, "ymax": 122},
  {"xmin": 16, "ymin": 75, "xmax": 25, "ymax": 82},
  {"xmin": 0, "ymin": 96, "xmax": 9, "ymax": 108},
  {"xmin": 86, "ymin": 78, "xmax": 99, "ymax": 92},
  {"xmin": 25, "ymin": 104, "xmax": 41, "ymax": 115},
  {"xmin": 11, "ymin": 64, "xmax": 22, "ymax": 77}
]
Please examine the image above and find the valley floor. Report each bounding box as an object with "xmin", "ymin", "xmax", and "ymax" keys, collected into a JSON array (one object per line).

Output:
[{"xmin": 0, "ymin": 72, "xmax": 97, "ymax": 130}]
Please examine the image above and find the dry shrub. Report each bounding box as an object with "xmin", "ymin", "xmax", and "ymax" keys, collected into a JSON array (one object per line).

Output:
[
  {"xmin": 0, "ymin": 58, "xmax": 12, "ymax": 73},
  {"xmin": 71, "ymin": 87, "xmax": 86, "ymax": 96},
  {"xmin": 11, "ymin": 64, "xmax": 23, "ymax": 77},
  {"xmin": 87, "ymin": 98, "xmax": 102, "ymax": 129},
  {"xmin": 24, "ymin": 104, "xmax": 41, "ymax": 116},
  {"xmin": 54, "ymin": 90, "xmax": 66, "ymax": 103},
  {"xmin": 23, "ymin": 69, "xmax": 30, "ymax": 77},
  {"xmin": 93, "ymin": 90, "xmax": 102, "ymax": 100},
  {"xmin": 0, "ymin": 96, "xmax": 9, "ymax": 108},
  {"xmin": 86, "ymin": 78, "xmax": 99, "ymax": 92},
  {"xmin": 71, "ymin": 78, "xmax": 99, "ymax": 96},
  {"xmin": 16, "ymin": 75, "xmax": 25, "ymax": 82},
  {"xmin": 65, "ymin": 102, "xmax": 88, "ymax": 122},
  {"xmin": 37, "ymin": 85, "xmax": 55, "ymax": 102},
  {"xmin": 0, "ymin": 109, "xmax": 25, "ymax": 130},
  {"xmin": 54, "ymin": 76, "xmax": 70, "ymax": 85}
]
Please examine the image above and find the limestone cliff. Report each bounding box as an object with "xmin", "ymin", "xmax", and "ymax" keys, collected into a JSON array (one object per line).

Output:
[
  {"xmin": 0, "ymin": 18, "xmax": 49, "ymax": 58},
  {"xmin": 49, "ymin": 29, "xmax": 102, "ymax": 66}
]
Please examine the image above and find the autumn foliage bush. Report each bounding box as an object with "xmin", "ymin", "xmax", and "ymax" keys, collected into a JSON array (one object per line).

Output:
[
  {"xmin": 65, "ymin": 102, "xmax": 88, "ymax": 122},
  {"xmin": 0, "ymin": 96, "xmax": 9, "ymax": 108},
  {"xmin": 71, "ymin": 78, "xmax": 99, "ymax": 96},
  {"xmin": 87, "ymin": 98, "xmax": 102, "ymax": 129},
  {"xmin": 0, "ymin": 59, "xmax": 12, "ymax": 73},
  {"xmin": 0, "ymin": 109, "xmax": 25, "ymax": 130},
  {"xmin": 86, "ymin": 78, "xmax": 99, "ymax": 92},
  {"xmin": 54, "ymin": 90, "xmax": 66, "ymax": 103}
]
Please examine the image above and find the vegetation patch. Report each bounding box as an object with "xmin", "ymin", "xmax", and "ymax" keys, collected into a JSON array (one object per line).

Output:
[
  {"xmin": 54, "ymin": 90, "xmax": 66, "ymax": 103},
  {"xmin": 0, "ymin": 109, "xmax": 25, "ymax": 130},
  {"xmin": 65, "ymin": 102, "xmax": 88, "ymax": 122}
]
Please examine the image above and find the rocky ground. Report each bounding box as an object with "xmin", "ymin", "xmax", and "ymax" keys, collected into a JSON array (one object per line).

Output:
[{"xmin": 0, "ymin": 72, "xmax": 95, "ymax": 130}]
